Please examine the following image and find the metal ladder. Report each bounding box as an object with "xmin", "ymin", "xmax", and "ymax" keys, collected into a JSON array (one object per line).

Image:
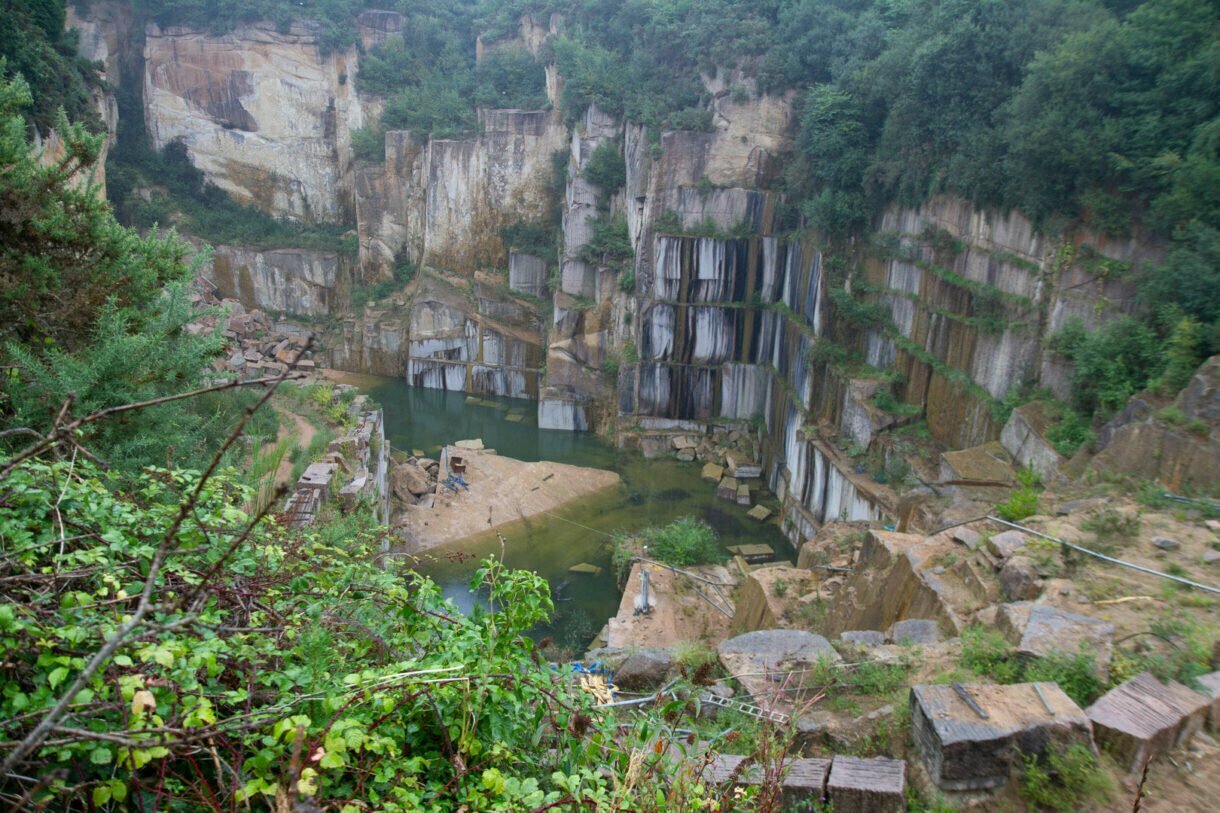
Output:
[{"xmin": 700, "ymin": 692, "xmax": 790, "ymax": 725}]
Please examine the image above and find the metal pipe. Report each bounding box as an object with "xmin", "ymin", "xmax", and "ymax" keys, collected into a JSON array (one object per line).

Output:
[{"xmin": 986, "ymin": 516, "xmax": 1220, "ymax": 596}]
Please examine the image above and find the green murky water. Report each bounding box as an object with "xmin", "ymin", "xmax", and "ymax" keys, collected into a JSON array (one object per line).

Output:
[{"xmin": 363, "ymin": 378, "xmax": 791, "ymax": 650}]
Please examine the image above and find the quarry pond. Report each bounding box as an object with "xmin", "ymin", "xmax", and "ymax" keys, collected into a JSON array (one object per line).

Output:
[{"xmin": 358, "ymin": 375, "xmax": 791, "ymax": 650}]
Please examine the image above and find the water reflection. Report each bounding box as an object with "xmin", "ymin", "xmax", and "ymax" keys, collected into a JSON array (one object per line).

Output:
[{"xmin": 364, "ymin": 378, "xmax": 791, "ymax": 650}]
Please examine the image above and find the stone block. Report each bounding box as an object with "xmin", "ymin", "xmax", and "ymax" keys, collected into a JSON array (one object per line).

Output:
[
  {"xmin": 999, "ymin": 555, "xmax": 1042, "ymax": 601},
  {"xmin": 998, "ymin": 603, "xmax": 1114, "ymax": 679},
  {"xmin": 719, "ymin": 630, "xmax": 840, "ymax": 704},
  {"xmin": 613, "ymin": 648, "xmax": 674, "ymax": 691},
  {"xmin": 454, "ymin": 438, "xmax": 485, "ymax": 451},
  {"xmin": 701, "ymin": 462, "xmax": 725, "ymax": 483},
  {"xmin": 986, "ymin": 530, "xmax": 1029, "ymax": 560},
  {"xmin": 746, "ymin": 504, "xmax": 772, "ymax": 521},
  {"xmin": 951, "ymin": 527, "xmax": 983, "ymax": 549},
  {"xmin": 826, "ymin": 756, "xmax": 905, "ymax": 812},
  {"xmin": 671, "ymin": 435, "xmax": 697, "ymax": 450},
  {"xmin": 911, "ymin": 682, "xmax": 1091, "ymax": 791},
  {"xmin": 1197, "ymin": 671, "xmax": 1220, "ymax": 729},
  {"xmin": 840, "ymin": 630, "xmax": 887, "ymax": 648},
  {"xmin": 677, "ymin": 449, "xmax": 695, "ymax": 462},
  {"xmin": 716, "ymin": 477, "xmax": 739, "ymax": 501},
  {"xmin": 704, "ymin": 755, "xmax": 830, "ymax": 806},
  {"xmin": 725, "ymin": 451, "xmax": 761, "ymax": 479},
  {"xmin": 736, "ymin": 484, "xmax": 751, "ymax": 506},
  {"xmin": 1087, "ymin": 671, "xmax": 1211, "ymax": 772},
  {"xmin": 887, "ymin": 618, "xmax": 942, "ymax": 645}
]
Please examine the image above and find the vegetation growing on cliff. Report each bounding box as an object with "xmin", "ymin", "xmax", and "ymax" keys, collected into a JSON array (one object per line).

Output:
[{"xmin": 0, "ymin": 0, "xmax": 102, "ymax": 134}]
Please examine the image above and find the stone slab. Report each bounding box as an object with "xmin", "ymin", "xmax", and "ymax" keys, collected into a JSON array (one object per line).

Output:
[
  {"xmin": 746, "ymin": 504, "xmax": 772, "ymax": 521},
  {"xmin": 910, "ymin": 682, "xmax": 1091, "ymax": 791},
  {"xmin": 1086, "ymin": 671, "xmax": 1211, "ymax": 772},
  {"xmin": 826, "ymin": 756, "xmax": 905, "ymax": 812}
]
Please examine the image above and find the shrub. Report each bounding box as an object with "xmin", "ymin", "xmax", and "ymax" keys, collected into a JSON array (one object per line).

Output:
[
  {"xmin": 583, "ymin": 141, "xmax": 626, "ymax": 197},
  {"xmin": 1019, "ymin": 743, "xmax": 1114, "ymax": 812},
  {"xmin": 995, "ymin": 487, "xmax": 1039, "ymax": 521}
]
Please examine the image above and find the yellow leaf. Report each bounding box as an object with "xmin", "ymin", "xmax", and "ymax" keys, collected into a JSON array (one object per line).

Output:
[{"xmin": 131, "ymin": 689, "xmax": 155, "ymax": 716}]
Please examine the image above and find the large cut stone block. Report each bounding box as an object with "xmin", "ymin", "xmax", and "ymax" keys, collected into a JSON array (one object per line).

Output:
[
  {"xmin": 718, "ymin": 629, "xmax": 840, "ymax": 706},
  {"xmin": 911, "ymin": 682, "xmax": 1091, "ymax": 791},
  {"xmin": 826, "ymin": 756, "xmax": 905, "ymax": 812},
  {"xmin": 703, "ymin": 755, "xmax": 830, "ymax": 807},
  {"xmin": 1086, "ymin": 671, "xmax": 1211, "ymax": 772},
  {"xmin": 1198, "ymin": 671, "xmax": 1220, "ymax": 729}
]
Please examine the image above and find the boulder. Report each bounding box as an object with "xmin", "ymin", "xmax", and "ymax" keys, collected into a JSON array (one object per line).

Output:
[
  {"xmin": 719, "ymin": 630, "xmax": 841, "ymax": 703},
  {"xmin": 840, "ymin": 630, "xmax": 887, "ymax": 648},
  {"xmin": 951, "ymin": 527, "xmax": 983, "ymax": 549},
  {"xmin": 887, "ymin": 619, "xmax": 942, "ymax": 645},
  {"xmin": 613, "ymin": 648, "xmax": 674, "ymax": 691},
  {"xmin": 676, "ymin": 449, "xmax": 696, "ymax": 462},
  {"xmin": 986, "ymin": 530, "xmax": 1029, "ymax": 560},
  {"xmin": 1153, "ymin": 537, "xmax": 1181, "ymax": 552},
  {"xmin": 997, "ymin": 603, "xmax": 1114, "ymax": 679},
  {"xmin": 999, "ymin": 555, "xmax": 1042, "ymax": 601},
  {"xmin": 392, "ymin": 461, "xmax": 432, "ymax": 500},
  {"xmin": 1087, "ymin": 672, "xmax": 1211, "ymax": 772}
]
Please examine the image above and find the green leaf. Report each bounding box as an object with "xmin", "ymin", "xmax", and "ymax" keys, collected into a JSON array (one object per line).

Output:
[
  {"xmin": 92, "ymin": 785, "xmax": 111, "ymax": 806},
  {"xmin": 47, "ymin": 666, "xmax": 68, "ymax": 690},
  {"xmin": 90, "ymin": 747, "xmax": 112, "ymax": 765}
]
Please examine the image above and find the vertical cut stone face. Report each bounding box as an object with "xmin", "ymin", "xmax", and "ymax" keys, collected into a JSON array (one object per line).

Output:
[
  {"xmin": 143, "ymin": 21, "xmax": 366, "ymax": 223},
  {"xmin": 826, "ymin": 756, "xmax": 905, "ymax": 812}
]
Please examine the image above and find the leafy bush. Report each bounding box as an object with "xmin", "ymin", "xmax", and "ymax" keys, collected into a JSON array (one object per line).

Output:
[
  {"xmin": 583, "ymin": 141, "xmax": 626, "ymax": 200},
  {"xmin": 995, "ymin": 487, "xmax": 1039, "ymax": 522},
  {"xmin": 579, "ymin": 213, "xmax": 633, "ymax": 271},
  {"xmin": 1019, "ymin": 743, "xmax": 1114, "ymax": 812},
  {"xmin": 474, "ymin": 46, "xmax": 548, "ymax": 110},
  {"xmin": 961, "ymin": 625, "xmax": 1104, "ymax": 707},
  {"xmin": 613, "ymin": 516, "xmax": 722, "ymax": 577},
  {"xmin": 351, "ymin": 125, "xmax": 385, "ymax": 163}
]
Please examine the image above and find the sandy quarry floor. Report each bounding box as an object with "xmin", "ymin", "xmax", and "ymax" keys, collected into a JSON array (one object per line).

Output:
[{"xmin": 395, "ymin": 447, "xmax": 621, "ymax": 551}]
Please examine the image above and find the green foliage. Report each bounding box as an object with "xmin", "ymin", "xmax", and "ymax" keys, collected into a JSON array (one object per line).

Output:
[
  {"xmin": 583, "ymin": 140, "xmax": 626, "ymax": 202},
  {"xmin": 111, "ymin": 138, "xmax": 355, "ymax": 256},
  {"xmin": 961, "ymin": 625, "xmax": 1105, "ymax": 707},
  {"xmin": 0, "ymin": 456, "xmax": 635, "ymax": 809},
  {"xmin": 137, "ymin": 0, "xmax": 363, "ymax": 53},
  {"xmin": 500, "ymin": 219, "xmax": 554, "ymax": 258},
  {"xmin": 996, "ymin": 488, "xmax": 1040, "ymax": 522},
  {"xmin": 1019, "ymin": 743, "xmax": 1114, "ymax": 812},
  {"xmin": 612, "ymin": 516, "xmax": 721, "ymax": 578},
  {"xmin": 579, "ymin": 213, "xmax": 633, "ymax": 271},
  {"xmin": 351, "ymin": 125, "xmax": 385, "ymax": 163},
  {"xmin": 0, "ymin": 71, "xmax": 191, "ymax": 350},
  {"xmin": 474, "ymin": 46, "xmax": 548, "ymax": 110},
  {"xmin": 1049, "ymin": 316, "xmax": 1164, "ymax": 418},
  {"xmin": 0, "ymin": 1, "xmax": 102, "ymax": 134}
]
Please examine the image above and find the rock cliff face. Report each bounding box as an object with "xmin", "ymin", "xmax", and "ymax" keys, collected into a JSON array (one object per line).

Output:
[
  {"xmin": 200, "ymin": 245, "xmax": 352, "ymax": 318},
  {"xmin": 143, "ymin": 21, "xmax": 367, "ymax": 223},
  {"xmin": 74, "ymin": 4, "xmax": 1191, "ymax": 534}
]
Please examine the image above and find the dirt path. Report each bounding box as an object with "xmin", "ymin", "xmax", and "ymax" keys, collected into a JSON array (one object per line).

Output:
[{"xmin": 272, "ymin": 408, "xmax": 318, "ymax": 488}]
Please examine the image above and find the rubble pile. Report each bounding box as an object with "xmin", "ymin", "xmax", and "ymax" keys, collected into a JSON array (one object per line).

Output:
[{"xmin": 187, "ymin": 287, "xmax": 320, "ymax": 378}]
